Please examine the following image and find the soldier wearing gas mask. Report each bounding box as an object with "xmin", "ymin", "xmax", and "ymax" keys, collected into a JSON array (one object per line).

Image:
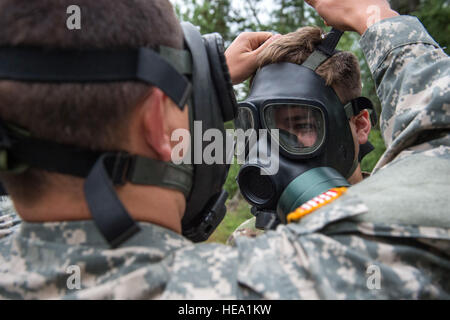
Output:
[
  {"xmin": 229, "ymin": 26, "xmax": 377, "ymax": 240},
  {"xmin": 0, "ymin": 0, "xmax": 449, "ymax": 299},
  {"xmin": 0, "ymin": 0, "xmax": 276, "ymax": 245}
]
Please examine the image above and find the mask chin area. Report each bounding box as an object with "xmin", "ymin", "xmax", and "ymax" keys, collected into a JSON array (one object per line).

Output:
[{"xmin": 276, "ymin": 167, "xmax": 350, "ymax": 224}]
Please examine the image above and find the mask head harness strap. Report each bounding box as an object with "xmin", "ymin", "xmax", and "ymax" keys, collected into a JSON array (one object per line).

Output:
[
  {"xmin": 344, "ymin": 96, "xmax": 378, "ymax": 127},
  {"xmin": 302, "ymin": 28, "xmax": 344, "ymax": 71},
  {"xmin": 0, "ymin": 46, "xmax": 195, "ymax": 248},
  {"xmin": 0, "ymin": 46, "xmax": 192, "ymax": 109}
]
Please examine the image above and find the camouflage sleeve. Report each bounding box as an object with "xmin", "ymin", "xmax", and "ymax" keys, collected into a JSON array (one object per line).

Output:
[
  {"xmin": 0, "ymin": 196, "xmax": 21, "ymax": 239},
  {"xmin": 359, "ymin": 16, "xmax": 450, "ymax": 171},
  {"xmin": 232, "ymin": 192, "xmax": 450, "ymax": 299}
]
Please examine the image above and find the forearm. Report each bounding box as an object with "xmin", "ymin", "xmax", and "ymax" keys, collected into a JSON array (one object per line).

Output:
[{"xmin": 360, "ymin": 16, "xmax": 449, "ymax": 166}]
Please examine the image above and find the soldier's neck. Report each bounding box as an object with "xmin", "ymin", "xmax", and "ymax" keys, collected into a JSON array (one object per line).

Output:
[{"xmin": 13, "ymin": 179, "xmax": 185, "ymax": 234}]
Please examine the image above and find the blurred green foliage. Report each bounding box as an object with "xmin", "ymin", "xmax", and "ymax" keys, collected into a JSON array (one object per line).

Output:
[
  {"xmin": 362, "ymin": 130, "xmax": 386, "ymax": 173},
  {"xmin": 207, "ymin": 196, "xmax": 253, "ymax": 243},
  {"xmin": 174, "ymin": 0, "xmax": 449, "ymax": 116},
  {"xmin": 224, "ymin": 160, "xmax": 240, "ymax": 199},
  {"xmin": 412, "ymin": 0, "xmax": 450, "ymax": 55}
]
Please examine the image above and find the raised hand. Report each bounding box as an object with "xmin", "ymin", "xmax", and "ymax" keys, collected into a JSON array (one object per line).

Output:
[
  {"xmin": 225, "ymin": 32, "xmax": 281, "ymax": 85},
  {"xmin": 304, "ymin": 0, "xmax": 399, "ymax": 34}
]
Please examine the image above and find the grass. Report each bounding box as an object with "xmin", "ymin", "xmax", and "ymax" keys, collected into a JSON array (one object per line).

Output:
[{"xmin": 206, "ymin": 194, "xmax": 253, "ymax": 244}]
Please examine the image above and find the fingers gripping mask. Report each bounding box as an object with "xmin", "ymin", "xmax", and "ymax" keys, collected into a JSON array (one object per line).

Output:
[
  {"xmin": 235, "ymin": 29, "xmax": 377, "ymax": 227},
  {"xmin": 0, "ymin": 22, "xmax": 237, "ymax": 246}
]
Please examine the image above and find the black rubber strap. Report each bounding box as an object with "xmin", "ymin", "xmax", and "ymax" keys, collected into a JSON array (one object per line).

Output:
[
  {"xmin": 302, "ymin": 50, "xmax": 330, "ymax": 71},
  {"xmin": 0, "ymin": 130, "xmax": 193, "ymax": 246},
  {"xmin": 84, "ymin": 153, "xmax": 140, "ymax": 248},
  {"xmin": 302, "ymin": 28, "xmax": 344, "ymax": 71},
  {"xmin": 359, "ymin": 141, "xmax": 375, "ymax": 162},
  {"xmin": 159, "ymin": 46, "xmax": 192, "ymax": 75},
  {"xmin": 136, "ymin": 48, "xmax": 192, "ymax": 109},
  {"xmin": 4, "ymin": 133, "xmax": 194, "ymax": 193},
  {"xmin": 0, "ymin": 48, "xmax": 138, "ymax": 81},
  {"xmin": 344, "ymin": 97, "xmax": 378, "ymax": 126},
  {"xmin": 0, "ymin": 47, "xmax": 192, "ymax": 109},
  {"xmin": 128, "ymin": 157, "xmax": 193, "ymax": 198},
  {"xmin": 0, "ymin": 183, "xmax": 6, "ymax": 196},
  {"xmin": 317, "ymin": 28, "xmax": 344, "ymax": 56},
  {"xmin": 253, "ymin": 207, "xmax": 280, "ymax": 231},
  {"xmin": 10, "ymin": 136, "xmax": 100, "ymax": 177}
]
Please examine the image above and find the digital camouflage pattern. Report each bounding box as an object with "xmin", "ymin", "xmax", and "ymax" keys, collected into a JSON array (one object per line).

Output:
[
  {"xmin": 361, "ymin": 16, "xmax": 450, "ymax": 173},
  {"xmin": 0, "ymin": 197, "xmax": 20, "ymax": 240},
  {"xmin": 0, "ymin": 16, "xmax": 449, "ymax": 299}
]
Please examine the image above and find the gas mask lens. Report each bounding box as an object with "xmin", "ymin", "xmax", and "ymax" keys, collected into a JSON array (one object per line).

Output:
[
  {"xmin": 264, "ymin": 104, "xmax": 325, "ymax": 155},
  {"xmin": 234, "ymin": 104, "xmax": 258, "ymax": 159},
  {"xmin": 235, "ymin": 106, "xmax": 255, "ymax": 132}
]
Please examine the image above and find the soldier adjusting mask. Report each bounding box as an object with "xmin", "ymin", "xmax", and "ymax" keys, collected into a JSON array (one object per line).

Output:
[
  {"xmin": 0, "ymin": 22, "xmax": 237, "ymax": 246},
  {"xmin": 235, "ymin": 28, "xmax": 377, "ymax": 226}
]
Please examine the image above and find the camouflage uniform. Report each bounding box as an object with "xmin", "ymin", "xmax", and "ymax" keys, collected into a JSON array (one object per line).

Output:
[{"xmin": 0, "ymin": 16, "xmax": 449, "ymax": 299}]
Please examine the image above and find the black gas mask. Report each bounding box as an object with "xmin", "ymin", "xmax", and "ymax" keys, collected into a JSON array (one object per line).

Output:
[
  {"xmin": 235, "ymin": 29, "xmax": 377, "ymax": 228},
  {"xmin": 0, "ymin": 22, "xmax": 237, "ymax": 246}
]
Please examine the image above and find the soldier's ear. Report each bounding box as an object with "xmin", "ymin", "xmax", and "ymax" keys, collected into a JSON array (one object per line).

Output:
[
  {"xmin": 141, "ymin": 88, "xmax": 173, "ymax": 162},
  {"xmin": 353, "ymin": 109, "xmax": 371, "ymax": 145}
]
